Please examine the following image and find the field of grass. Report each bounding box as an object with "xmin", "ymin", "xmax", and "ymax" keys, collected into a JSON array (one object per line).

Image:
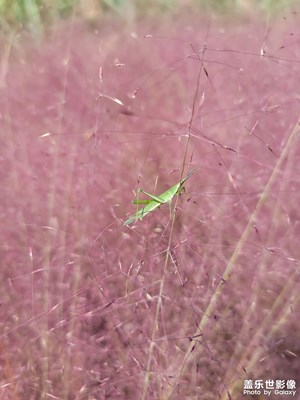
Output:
[
  {"xmin": 0, "ymin": 0, "xmax": 298, "ymax": 33},
  {"xmin": 0, "ymin": 4, "xmax": 300, "ymax": 400}
]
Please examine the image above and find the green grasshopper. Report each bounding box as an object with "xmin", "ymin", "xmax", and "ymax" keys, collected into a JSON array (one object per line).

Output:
[{"xmin": 124, "ymin": 169, "xmax": 197, "ymax": 225}]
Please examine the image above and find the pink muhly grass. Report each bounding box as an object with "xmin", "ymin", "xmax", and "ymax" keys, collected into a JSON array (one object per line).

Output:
[{"xmin": 0, "ymin": 11, "xmax": 299, "ymax": 400}]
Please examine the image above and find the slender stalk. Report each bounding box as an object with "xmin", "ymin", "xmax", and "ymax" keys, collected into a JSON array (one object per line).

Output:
[
  {"xmin": 141, "ymin": 44, "xmax": 207, "ymax": 400},
  {"xmin": 164, "ymin": 115, "xmax": 300, "ymax": 399}
]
